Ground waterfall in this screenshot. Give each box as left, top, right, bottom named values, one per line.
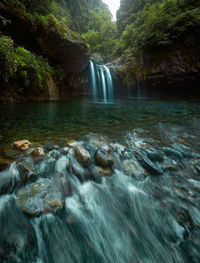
left=89, top=61, right=97, bottom=101
left=90, top=60, right=114, bottom=102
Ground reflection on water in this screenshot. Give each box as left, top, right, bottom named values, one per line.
left=0, top=98, right=200, bottom=148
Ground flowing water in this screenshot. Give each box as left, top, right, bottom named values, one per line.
left=89, top=61, right=114, bottom=102
left=1, top=99, right=200, bottom=262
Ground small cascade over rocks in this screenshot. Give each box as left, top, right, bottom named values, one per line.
left=90, top=60, right=114, bottom=103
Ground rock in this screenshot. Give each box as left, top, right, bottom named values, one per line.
left=122, top=159, right=145, bottom=178
left=16, top=160, right=37, bottom=183
left=75, top=145, right=91, bottom=167
left=172, top=143, right=194, bottom=158
left=94, top=148, right=114, bottom=168
left=67, top=140, right=79, bottom=147
left=43, top=141, right=59, bottom=152
left=162, top=147, right=183, bottom=160
left=145, top=148, right=164, bottom=162
left=91, top=166, right=112, bottom=177
left=163, top=164, right=178, bottom=172
left=13, top=140, right=31, bottom=151
left=16, top=178, right=65, bottom=216
left=110, top=143, right=125, bottom=155
left=135, top=152, right=163, bottom=175
left=29, top=147, right=45, bottom=160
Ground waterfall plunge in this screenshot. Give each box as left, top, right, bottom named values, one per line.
left=90, top=61, right=114, bottom=103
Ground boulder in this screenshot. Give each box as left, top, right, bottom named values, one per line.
left=75, top=145, right=91, bottom=167
left=13, top=140, right=31, bottom=151
left=95, top=147, right=114, bottom=168
left=16, top=178, right=65, bottom=216
left=29, top=147, right=45, bottom=160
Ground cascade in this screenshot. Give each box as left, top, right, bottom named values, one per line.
left=89, top=60, right=114, bottom=102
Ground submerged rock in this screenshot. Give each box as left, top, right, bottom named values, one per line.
left=95, top=147, right=114, bottom=168
left=16, top=178, right=65, bottom=216
left=75, top=145, right=91, bottom=167
left=13, top=140, right=31, bottom=151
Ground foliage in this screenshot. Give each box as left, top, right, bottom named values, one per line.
left=83, top=8, right=117, bottom=61
left=0, top=36, right=52, bottom=93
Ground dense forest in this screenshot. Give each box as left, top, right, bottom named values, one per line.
left=0, top=0, right=200, bottom=100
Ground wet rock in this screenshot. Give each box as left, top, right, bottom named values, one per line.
left=172, top=143, right=194, bottom=158
left=16, top=178, right=65, bottom=216
left=85, top=134, right=109, bottom=147
left=135, top=152, right=163, bottom=175
left=91, top=166, right=112, bottom=177
left=29, top=147, right=45, bottom=160
left=67, top=139, right=79, bottom=147
left=163, top=163, right=178, bottom=172
left=145, top=148, right=164, bottom=162
left=122, top=159, right=145, bottom=178
left=16, top=160, right=37, bottom=183
left=95, top=147, right=114, bottom=168
left=43, top=141, right=59, bottom=152
left=162, top=147, right=183, bottom=160
left=13, top=140, right=31, bottom=151
left=75, top=145, right=91, bottom=167
left=110, top=143, right=125, bottom=155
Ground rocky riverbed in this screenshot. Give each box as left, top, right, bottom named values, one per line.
left=1, top=129, right=200, bottom=262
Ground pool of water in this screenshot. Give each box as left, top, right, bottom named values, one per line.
left=0, top=98, right=200, bottom=149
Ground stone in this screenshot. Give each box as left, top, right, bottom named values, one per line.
left=75, top=145, right=91, bottom=167
left=135, top=151, right=163, bottom=176
left=13, top=140, right=31, bottom=151
left=94, top=148, right=114, bottom=168
left=92, top=166, right=112, bottom=177
left=16, top=178, right=65, bottom=216
left=163, top=164, right=178, bottom=172
left=145, top=148, right=164, bottom=162
left=122, top=159, right=145, bottom=178
left=16, top=160, right=37, bottom=183
left=162, top=147, right=183, bottom=160
left=29, top=147, right=45, bottom=160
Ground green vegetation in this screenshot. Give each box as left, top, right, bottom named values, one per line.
left=114, top=0, right=200, bottom=80
left=83, top=8, right=117, bottom=61
left=0, top=36, right=52, bottom=93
